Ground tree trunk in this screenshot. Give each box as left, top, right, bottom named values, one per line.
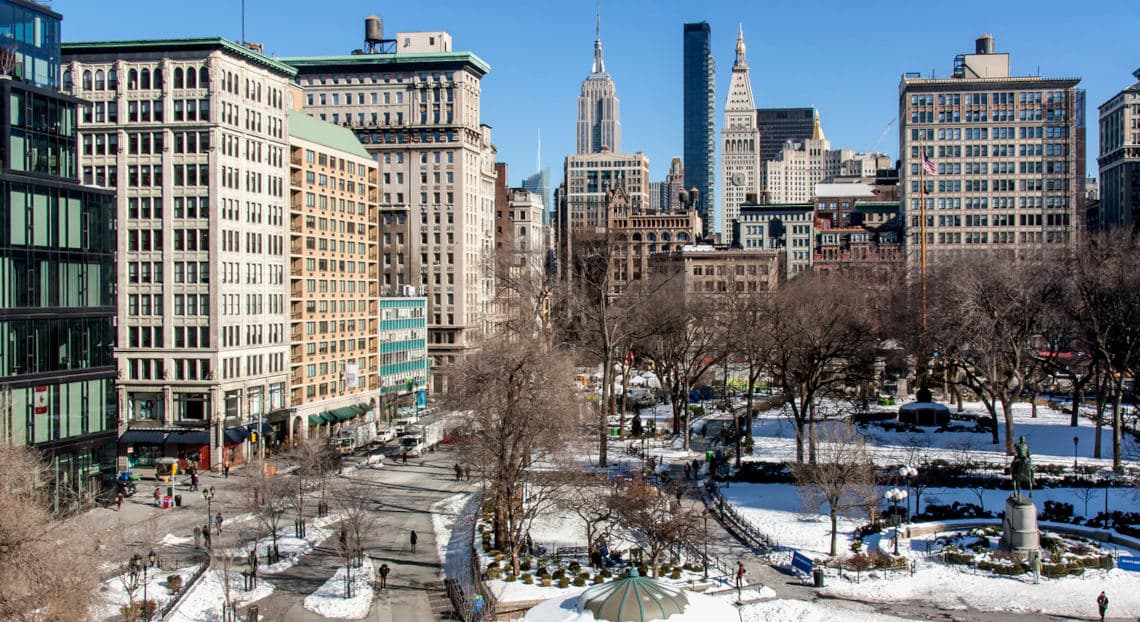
left=1111, top=375, right=1124, bottom=473
left=1030, top=390, right=1038, bottom=418
left=682, top=405, right=691, bottom=452
left=795, top=421, right=806, bottom=464
left=984, top=400, right=999, bottom=445
left=1094, top=377, right=1106, bottom=459
left=619, top=351, right=631, bottom=439
left=599, top=360, right=612, bottom=468
left=1000, top=396, right=1015, bottom=455
left=829, top=510, right=839, bottom=556
left=1071, top=379, right=1083, bottom=427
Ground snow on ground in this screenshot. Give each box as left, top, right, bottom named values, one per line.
left=739, top=599, right=917, bottom=622
left=160, top=533, right=194, bottom=546
left=92, top=565, right=200, bottom=622
left=256, top=510, right=345, bottom=574
left=747, top=400, right=1131, bottom=470
left=432, top=492, right=476, bottom=580
left=167, top=569, right=274, bottom=622
left=722, top=483, right=862, bottom=558
left=302, top=556, right=374, bottom=619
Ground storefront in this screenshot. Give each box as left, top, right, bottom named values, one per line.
left=118, top=427, right=170, bottom=469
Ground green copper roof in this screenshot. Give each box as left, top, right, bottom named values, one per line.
left=279, top=52, right=490, bottom=76
left=62, top=38, right=297, bottom=77
left=577, top=569, right=689, bottom=622
left=287, top=111, right=370, bottom=159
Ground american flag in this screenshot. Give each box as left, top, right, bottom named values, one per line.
left=922, top=156, right=937, bottom=176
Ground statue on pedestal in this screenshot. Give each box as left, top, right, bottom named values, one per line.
left=1010, top=435, right=1034, bottom=500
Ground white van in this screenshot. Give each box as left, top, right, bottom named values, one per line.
left=398, top=434, right=426, bottom=457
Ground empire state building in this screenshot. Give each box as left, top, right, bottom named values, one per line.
left=576, top=11, right=621, bottom=154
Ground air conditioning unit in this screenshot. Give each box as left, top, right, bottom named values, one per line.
left=401, top=285, right=417, bottom=297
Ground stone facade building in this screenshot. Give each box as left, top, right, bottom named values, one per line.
left=1096, top=68, right=1140, bottom=231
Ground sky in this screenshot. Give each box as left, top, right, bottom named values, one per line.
left=54, top=0, right=1139, bottom=191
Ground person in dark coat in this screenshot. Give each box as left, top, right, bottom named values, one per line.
left=409, top=530, right=418, bottom=553
left=378, top=563, right=390, bottom=589
left=1097, top=591, right=1109, bottom=622
left=215, top=512, right=224, bottom=533
left=453, top=463, right=462, bottom=481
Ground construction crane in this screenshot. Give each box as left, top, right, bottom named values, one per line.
left=869, top=117, right=897, bottom=153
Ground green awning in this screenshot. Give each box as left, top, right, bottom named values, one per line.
left=308, top=414, right=327, bottom=426
left=320, top=412, right=338, bottom=423
left=330, top=406, right=358, bottom=421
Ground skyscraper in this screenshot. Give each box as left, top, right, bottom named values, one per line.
left=899, top=34, right=1084, bottom=273
left=720, top=25, right=761, bottom=245
left=683, top=22, right=715, bottom=237
left=576, top=9, right=621, bottom=154
left=1, top=0, right=118, bottom=512
left=756, top=107, right=818, bottom=162
left=1096, top=68, right=1140, bottom=231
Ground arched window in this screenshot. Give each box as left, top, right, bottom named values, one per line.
left=631, top=233, right=642, bottom=242
left=81, top=70, right=92, bottom=90
left=62, top=70, right=72, bottom=92
left=199, top=67, right=209, bottom=87
left=153, top=68, right=163, bottom=89
left=186, top=67, right=196, bottom=89
left=94, top=69, right=104, bottom=90
left=646, top=232, right=657, bottom=242
left=173, top=67, right=183, bottom=89
left=677, top=232, right=690, bottom=242
left=127, top=68, right=138, bottom=89
left=108, top=69, right=117, bottom=89
left=140, top=68, right=150, bottom=90
left=662, top=232, right=672, bottom=241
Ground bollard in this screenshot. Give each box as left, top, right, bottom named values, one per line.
left=246, top=605, right=258, bottom=622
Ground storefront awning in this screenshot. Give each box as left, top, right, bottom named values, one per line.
left=307, top=414, right=325, bottom=426
left=330, top=406, right=358, bottom=421
left=119, top=429, right=169, bottom=445
left=247, top=422, right=273, bottom=435
left=166, top=430, right=210, bottom=445
left=223, top=427, right=249, bottom=444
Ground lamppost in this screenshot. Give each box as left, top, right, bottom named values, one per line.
left=1073, top=436, right=1079, bottom=474
left=884, top=488, right=908, bottom=555
left=203, top=486, right=215, bottom=532
left=898, top=466, right=918, bottom=520
left=131, top=550, right=157, bottom=618
left=703, top=509, right=709, bottom=581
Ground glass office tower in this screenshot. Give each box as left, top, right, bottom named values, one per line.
left=0, top=0, right=117, bottom=513
left=683, top=22, right=714, bottom=237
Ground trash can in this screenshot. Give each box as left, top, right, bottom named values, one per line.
left=175, top=494, right=183, bottom=507
left=813, top=568, right=825, bottom=588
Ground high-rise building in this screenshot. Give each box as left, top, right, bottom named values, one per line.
left=720, top=26, right=761, bottom=245
left=683, top=22, right=715, bottom=237
left=651, top=157, right=685, bottom=213
left=899, top=34, right=1085, bottom=273
left=1096, top=68, right=1140, bottom=231
left=763, top=132, right=891, bottom=204
left=0, top=0, right=118, bottom=512
left=576, top=9, right=621, bottom=154
left=521, top=167, right=551, bottom=223
left=287, top=111, right=381, bottom=440
left=280, top=23, right=497, bottom=393
left=756, top=107, right=817, bottom=162
left=64, top=38, right=297, bottom=471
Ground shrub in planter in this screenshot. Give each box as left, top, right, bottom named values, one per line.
left=520, top=556, right=532, bottom=571
left=540, top=577, right=552, bottom=587
left=557, top=577, right=570, bottom=588
left=166, top=574, right=183, bottom=592
left=483, top=566, right=502, bottom=580
left=669, top=568, right=682, bottom=580
left=537, top=566, right=550, bottom=578
left=120, top=600, right=157, bottom=621
left=658, top=564, right=671, bottom=577
left=688, top=565, right=702, bottom=575
left=521, top=573, right=533, bottom=584
left=600, top=569, right=613, bottom=578
left=568, top=561, right=581, bottom=573
left=572, top=576, right=587, bottom=587
left=552, top=568, right=565, bottom=580
left=593, top=573, right=605, bottom=584
left=504, top=573, right=517, bottom=582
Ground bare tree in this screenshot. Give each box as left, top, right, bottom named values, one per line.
left=446, top=334, right=580, bottom=575
left=0, top=446, right=100, bottom=621
left=764, top=275, right=877, bottom=463
left=791, top=421, right=877, bottom=557
left=288, top=439, right=337, bottom=535
left=246, top=465, right=291, bottom=563
left=559, top=472, right=617, bottom=558
left=610, top=478, right=702, bottom=577
left=334, top=480, right=376, bottom=572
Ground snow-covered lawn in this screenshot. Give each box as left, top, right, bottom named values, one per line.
left=739, top=598, right=916, bottom=622
left=302, top=556, right=374, bottom=619
left=92, top=565, right=200, bottom=622
left=251, top=510, right=346, bottom=574
left=167, top=569, right=274, bottom=622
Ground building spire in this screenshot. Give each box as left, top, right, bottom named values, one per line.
left=734, top=23, right=747, bottom=70
left=593, top=0, right=606, bottom=74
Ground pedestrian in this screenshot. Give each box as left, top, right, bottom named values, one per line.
left=454, top=463, right=462, bottom=481
left=216, top=511, right=224, bottom=533
left=675, top=487, right=683, bottom=504
left=223, top=461, right=230, bottom=478
left=735, top=562, right=746, bottom=589
left=114, top=494, right=123, bottom=511
left=684, top=463, right=691, bottom=480
left=203, top=525, right=212, bottom=550
left=464, top=465, right=471, bottom=481
left=190, top=472, right=199, bottom=491
left=1097, top=591, right=1108, bottom=622
left=193, top=525, right=202, bottom=548
left=153, top=486, right=161, bottom=507
left=409, top=530, right=418, bottom=554
left=401, top=450, right=408, bottom=464
left=378, top=563, right=390, bottom=589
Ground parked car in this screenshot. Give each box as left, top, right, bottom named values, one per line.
left=376, top=427, right=398, bottom=443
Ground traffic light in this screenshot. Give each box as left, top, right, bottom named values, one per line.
left=251, top=432, right=258, bottom=444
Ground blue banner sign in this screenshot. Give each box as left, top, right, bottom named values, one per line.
left=791, top=551, right=813, bottom=575
left=1119, top=556, right=1140, bottom=572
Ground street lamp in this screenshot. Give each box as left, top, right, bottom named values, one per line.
left=203, top=486, right=215, bottom=532
left=702, top=509, right=709, bottom=581
left=884, top=488, right=908, bottom=555
left=131, top=550, right=157, bottom=618
left=898, top=466, right=918, bottom=520
left=1073, top=436, right=1079, bottom=474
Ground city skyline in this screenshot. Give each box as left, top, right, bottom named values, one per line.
left=53, top=1, right=1136, bottom=190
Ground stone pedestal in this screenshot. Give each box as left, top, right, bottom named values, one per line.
left=1002, top=495, right=1040, bottom=554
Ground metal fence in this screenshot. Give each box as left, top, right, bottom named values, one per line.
left=703, top=481, right=779, bottom=559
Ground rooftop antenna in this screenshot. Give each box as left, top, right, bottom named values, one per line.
left=241, top=0, right=246, bottom=45
left=536, top=129, right=542, bottom=172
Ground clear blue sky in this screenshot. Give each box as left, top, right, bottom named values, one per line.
left=55, top=0, right=1137, bottom=188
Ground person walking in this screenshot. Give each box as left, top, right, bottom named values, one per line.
left=114, top=494, right=123, bottom=511
left=684, top=463, right=691, bottom=480
left=203, top=525, right=212, bottom=551
left=1097, top=591, right=1108, bottom=622
left=190, top=472, right=199, bottom=491
left=401, top=450, right=408, bottom=464
left=193, top=525, right=202, bottom=548
left=409, top=530, right=418, bottom=554
left=215, top=511, right=224, bottom=533
left=735, top=562, right=746, bottom=589
left=378, top=563, right=390, bottom=589
left=464, top=465, right=472, bottom=481
left=454, top=463, right=462, bottom=481
left=223, top=460, right=230, bottom=478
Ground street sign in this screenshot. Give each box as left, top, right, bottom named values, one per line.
left=791, top=551, right=813, bottom=575
left=1119, top=556, right=1140, bottom=572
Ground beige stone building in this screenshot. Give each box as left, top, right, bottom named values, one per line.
left=721, top=26, right=761, bottom=245
left=1096, top=68, right=1140, bottom=230
left=280, top=31, right=496, bottom=393
left=287, top=111, right=379, bottom=440
left=648, top=246, right=781, bottom=299
left=607, top=186, right=701, bottom=295
left=898, top=34, right=1085, bottom=273
left=63, top=39, right=295, bottom=469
